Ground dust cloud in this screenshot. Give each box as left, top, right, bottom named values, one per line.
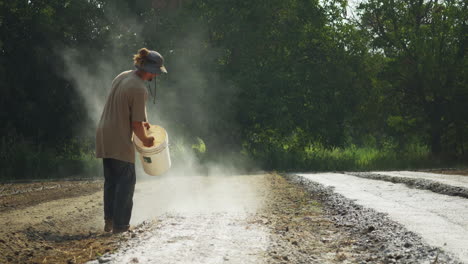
left=61, top=7, right=258, bottom=225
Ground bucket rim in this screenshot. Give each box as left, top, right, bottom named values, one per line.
left=135, top=141, right=168, bottom=155
left=133, top=125, right=168, bottom=154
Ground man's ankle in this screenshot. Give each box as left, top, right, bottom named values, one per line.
left=104, top=219, right=113, bottom=232
left=112, top=225, right=130, bottom=234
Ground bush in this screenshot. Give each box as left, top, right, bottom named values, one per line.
left=0, top=136, right=101, bottom=181
left=253, top=141, right=465, bottom=172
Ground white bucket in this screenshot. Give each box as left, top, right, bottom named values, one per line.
left=134, top=125, right=171, bottom=176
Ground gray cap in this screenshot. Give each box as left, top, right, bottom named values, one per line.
left=135, top=50, right=168, bottom=74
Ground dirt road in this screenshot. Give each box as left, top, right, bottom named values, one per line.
left=1, top=171, right=466, bottom=263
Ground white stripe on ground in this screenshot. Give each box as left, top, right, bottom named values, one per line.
left=298, top=173, right=468, bottom=263
left=94, top=175, right=270, bottom=264
left=370, top=171, right=468, bottom=189
left=109, top=212, right=268, bottom=264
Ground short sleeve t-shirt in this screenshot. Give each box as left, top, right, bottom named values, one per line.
left=96, top=70, right=148, bottom=163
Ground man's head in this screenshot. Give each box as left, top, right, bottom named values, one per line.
left=133, top=48, right=167, bottom=80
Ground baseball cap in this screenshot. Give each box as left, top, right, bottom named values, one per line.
left=135, top=50, right=168, bottom=74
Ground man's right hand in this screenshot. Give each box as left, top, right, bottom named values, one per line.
left=132, top=121, right=155, bottom=147
left=143, top=136, right=154, bottom=147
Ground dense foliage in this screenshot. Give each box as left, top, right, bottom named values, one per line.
left=0, top=0, right=466, bottom=179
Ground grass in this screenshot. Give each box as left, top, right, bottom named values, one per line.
left=0, top=137, right=101, bottom=182
left=259, top=143, right=467, bottom=172
left=1, top=136, right=466, bottom=181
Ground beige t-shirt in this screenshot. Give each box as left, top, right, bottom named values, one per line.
left=96, top=70, right=148, bottom=163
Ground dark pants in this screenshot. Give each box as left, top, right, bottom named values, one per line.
left=103, top=158, right=136, bottom=230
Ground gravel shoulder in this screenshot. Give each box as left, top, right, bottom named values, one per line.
left=258, top=173, right=362, bottom=263
left=423, top=169, right=468, bottom=176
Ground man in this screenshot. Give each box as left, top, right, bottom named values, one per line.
left=96, top=48, right=167, bottom=233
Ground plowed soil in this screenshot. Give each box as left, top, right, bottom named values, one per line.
left=1, top=170, right=466, bottom=264
left=0, top=181, right=123, bottom=264
left=0, top=175, right=359, bottom=264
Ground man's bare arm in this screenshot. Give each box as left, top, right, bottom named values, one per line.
left=132, top=121, right=154, bottom=147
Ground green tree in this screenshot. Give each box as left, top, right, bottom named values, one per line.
left=0, top=0, right=109, bottom=178
left=358, top=0, right=468, bottom=155
left=190, top=0, right=378, bottom=166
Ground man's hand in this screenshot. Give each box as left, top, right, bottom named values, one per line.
left=132, top=121, right=154, bottom=147
left=143, top=136, right=154, bottom=147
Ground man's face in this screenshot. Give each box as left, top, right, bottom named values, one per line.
left=148, top=72, right=159, bottom=81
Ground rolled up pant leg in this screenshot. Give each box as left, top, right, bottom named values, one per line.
left=103, top=158, right=136, bottom=230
